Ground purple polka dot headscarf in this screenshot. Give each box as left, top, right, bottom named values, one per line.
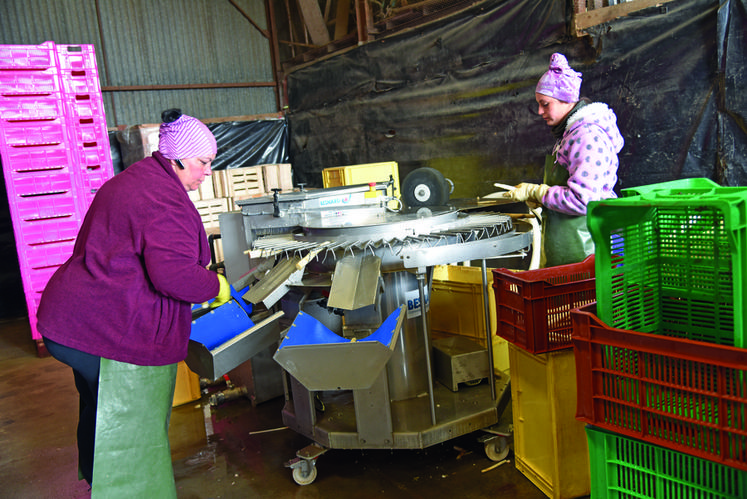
left=158, top=112, right=217, bottom=160
left=536, top=53, right=582, bottom=103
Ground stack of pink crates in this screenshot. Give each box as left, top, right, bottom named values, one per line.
left=0, top=41, right=114, bottom=343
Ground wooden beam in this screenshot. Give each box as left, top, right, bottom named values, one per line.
left=228, top=0, right=269, bottom=38
left=335, top=0, right=351, bottom=40
left=575, top=0, right=677, bottom=33
left=296, top=0, right=331, bottom=46
left=355, top=0, right=373, bottom=44
left=101, top=82, right=275, bottom=92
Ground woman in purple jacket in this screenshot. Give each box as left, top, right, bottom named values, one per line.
left=505, top=53, right=624, bottom=267
left=37, top=109, right=230, bottom=496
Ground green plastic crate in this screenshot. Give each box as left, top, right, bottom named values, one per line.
left=586, top=425, right=747, bottom=499
left=621, top=177, right=720, bottom=197
left=587, top=181, right=747, bottom=347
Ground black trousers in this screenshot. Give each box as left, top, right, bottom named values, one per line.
left=43, top=337, right=100, bottom=485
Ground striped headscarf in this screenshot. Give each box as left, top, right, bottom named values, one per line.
left=158, top=110, right=217, bottom=160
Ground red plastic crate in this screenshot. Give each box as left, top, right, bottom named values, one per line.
left=492, top=255, right=596, bottom=353
left=572, top=303, right=747, bottom=471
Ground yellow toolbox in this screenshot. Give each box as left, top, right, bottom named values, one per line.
left=322, top=161, right=400, bottom=199
left=508, top=343, right=590, bottom=499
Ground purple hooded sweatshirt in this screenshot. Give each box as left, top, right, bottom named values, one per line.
left=37, top=151, right=219, bottom=366
left=543, top=102, right=625, bottom=216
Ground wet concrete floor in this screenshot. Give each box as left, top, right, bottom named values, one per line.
left=1, top=316, right=553, bottom=499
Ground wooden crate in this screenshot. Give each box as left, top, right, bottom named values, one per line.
left=262, top=163, right=293, bottom=192
left=193, top=198, right=230, bottom=229
left=214, top=166, right=265, bottom=199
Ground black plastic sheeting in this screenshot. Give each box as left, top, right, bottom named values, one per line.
left=286, top=0, right=746, bottom=197
left=108, top=118, right=290, bottom=173
left=208, top=119, right=289, bottom=170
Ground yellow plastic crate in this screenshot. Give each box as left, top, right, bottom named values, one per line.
left=322, top=161, right=400, bottom=199
left=173, top=361, right=201, bottom=407
left=508, top=344, right=590, bottom=499
left=430, top=265, right=508, bottom=373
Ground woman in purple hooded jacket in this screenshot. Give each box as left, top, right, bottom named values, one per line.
left=37, top=109, right=230, bottom=497
left=505, top=53, right=624, bottom=267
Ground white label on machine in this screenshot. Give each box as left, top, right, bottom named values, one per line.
left=405, top=289, right=429, bottom=319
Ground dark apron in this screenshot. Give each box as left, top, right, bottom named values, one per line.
left=540, top=153, right=594, bottom=268
left=91, top=359, right=178, bottom=498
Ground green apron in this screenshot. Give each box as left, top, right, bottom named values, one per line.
left=540, top=153, right=594, bottom=268
left=91, top=359, right=178, bottom=499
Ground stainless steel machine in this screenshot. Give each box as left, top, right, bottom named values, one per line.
left=186, top=174, right=533, bottom=485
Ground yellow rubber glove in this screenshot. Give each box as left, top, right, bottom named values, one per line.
left=210, top=274, right=231, bottom=309
left=503, top=183, right=550, bottom=205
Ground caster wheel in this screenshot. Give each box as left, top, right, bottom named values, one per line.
left=402, top=167, right=450, bottom=207
left=465, top=378, right=483, bottom=387
left=485, top=436, right=510, bottom=462
left=292, top=464, right=318, bottom=485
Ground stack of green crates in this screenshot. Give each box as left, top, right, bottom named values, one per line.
left=587, top=178, right=747, bottom=347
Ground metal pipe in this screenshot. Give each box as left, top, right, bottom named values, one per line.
left=481, top=260, right=496, bottom=400
left=417, top=270, right=437, bottom=425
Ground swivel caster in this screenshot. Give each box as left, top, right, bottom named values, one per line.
left=483, top=435, right=510, bottom=462
left=285, top=443, right=326, bottom=486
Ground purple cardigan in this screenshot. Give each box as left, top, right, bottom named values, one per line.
left=37, top=151, right=219, bottom=366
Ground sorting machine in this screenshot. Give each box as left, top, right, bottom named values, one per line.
left=186, top=172, right=533, bottom=484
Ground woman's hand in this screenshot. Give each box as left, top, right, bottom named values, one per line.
left=503, top=183, right=549, bottom=205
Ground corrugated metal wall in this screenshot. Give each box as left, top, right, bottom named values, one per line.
left=0, top=0, right=277, bottom=127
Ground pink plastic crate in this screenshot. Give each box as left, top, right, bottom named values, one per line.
left=0, top=95, right=65, bottom=120
left=69, top=119, right=107, bottom=144
left=10, top=169, right=74, bottom=197
left=64, top=93, right=105, bottom=122
left=59, top=68, right=101, bottom=95
left=22, top=238, right=76, bottom=270
left=0, top=141, right=70, bottom=169
left=0, top=41, right=56, bottom=69
left=23, top=265, right=62, bottom=295
left=75, top=138, right=112, bottom=170
left=0, top=67, right=60, bottom=95
left=23, top=292, right=43, bottom=340
left=55, top=45, right=98, bottom=71
left=11, top=192, right=78, bottom=222
left=13, top=217, right=81, bottom=246
left=0, top=117, right=68, bottom=147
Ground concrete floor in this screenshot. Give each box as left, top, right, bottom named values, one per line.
left=0, top=315, right=554, bottom=499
